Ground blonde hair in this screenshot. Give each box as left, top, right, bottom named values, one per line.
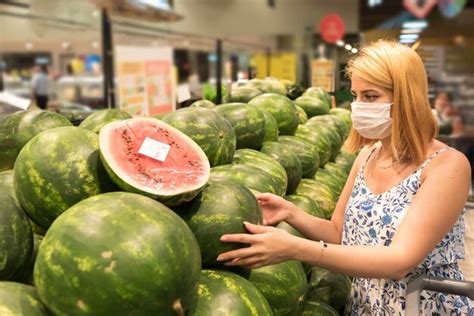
left=345, top=40, right=437, bottom=164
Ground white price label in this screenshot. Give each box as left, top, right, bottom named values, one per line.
left=138, top=137, right=171, bottom=162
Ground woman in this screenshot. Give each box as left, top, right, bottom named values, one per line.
left=433, top=91, right=465, bottom=136
left=217, top=40, right=472, bottom=315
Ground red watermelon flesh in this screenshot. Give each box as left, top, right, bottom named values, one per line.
left=99, top=117, right=210, bottom=204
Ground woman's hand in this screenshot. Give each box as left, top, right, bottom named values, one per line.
left=256, top=193, right=296, bottom=226
left=217, top=222, right=297, bottom=269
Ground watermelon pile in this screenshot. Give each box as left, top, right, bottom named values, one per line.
left=0, top=81, right=355, bottom=315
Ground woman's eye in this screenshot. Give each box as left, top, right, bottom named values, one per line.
left=366, top=95, right=378, bottom=101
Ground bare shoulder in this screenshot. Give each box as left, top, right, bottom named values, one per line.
left=424, top=141, right=471, bottom=178
left=351, top=144, right=378, bottom=171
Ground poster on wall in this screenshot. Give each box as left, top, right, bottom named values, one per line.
left=115, top=46, right=175, bottom=116
left=251, top=53, right=296, bottom=82
left=311, top=58, right=334, bottom=92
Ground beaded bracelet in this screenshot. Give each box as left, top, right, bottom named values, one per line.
left=317, top=240, right=328, bottom=267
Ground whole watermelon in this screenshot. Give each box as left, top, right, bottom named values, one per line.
left=306, top=267, right=352, bottom=314
left=302, top=301, right=338, bottom=316
left=180, top=180, right=262, bottom=267
left=188, top=270, right=273, bottom=316
left=229, top=87, right=261, bottom=103
left=278, top=136, right=320, bottom=178
left=295, top=125, right=331, bottom=167
left=249, top=93, right=299, bottom=135
left=14, top=126, right=114, bottom=229
left=79, top=109, right=132, bottom=133
left=215, top=103, right=266, bottom=149
left=294, top=96, right=330, bottom=118
left=261, top=109, right=279, bottom=142
left=11, top=233, right=42, bottom=285
left=330, top=107, right=352, bottom=130
left=295, top=104, right=308, bottom=124
left=190, top=99, right=216, bottom=108
left=303, top=87, right=331, bottom=105
left=305, top=122, right=342, bottom=162
left=34, top=192, right=201, bottom=315
left=246, top=78, right=286, bottom=95
left=0, top=171, right=33, bottom=280
left=261, top=142, right=302, bottom=194
left=321, top=162, right=348, bottom=185
left=163, top=107, right=236, bottom=167
left=233, top=149, right=288, bottom=196
left=308, top=114, right=348, bottom=140
left=249, top=261, right=307, bottom=316
left=0, top=282, right=49, bottom=315
left=210, top=164, right=282, bottom=196
left=314, top=169, right=344, bottom=198
left=285, top=194, right=325, bottom=218
left=295, top=179, right=337, bottom=219
left=335, top=151, right=357, bottom=174
left=0, top=110, right=72, bottom=171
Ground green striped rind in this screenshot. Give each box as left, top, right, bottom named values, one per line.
left=329, top=107, right=352, bottom=130
left=305, top=122, right=342, bottom=162
left=335, top=151, right=357, bottom=174
left=294, top=96, right=330, bottom=118
left=308, top=114, right=348, bottom=140
left=276, top=221, right=302, bottom=237
left=0, top=282, right=49, bottom=315
left=295, top=179, right=336, bottom=219
left=322, top=162, right=348, bottom=186
left=302, top=301, right=338, bottom=316
left=188, top=270, right=273, bottom=316
left=0, top=110, right=72, bottom=171
left=295, top=125, right=331, bottom=167
left=313, top=169, right=344, bottom=198
left=14, top=126, right=114, bottom=229
left=232, top=149, right=288, bottom=196
left=79, top=109, right=132, bottom=133
left=11, top=233, right=42, bottom=285
left=295, top=105, right=308, bottom=124
left=34, top=192, right=201, bottom=315
left=306, top=267, right=352, bottom=314
left=249, top=261, right=307, bottom=316
left=261, top=110, right=279, bottom=143
left=277, top=136, right=319, bottom=178
left=260, top=142, right=302, bottom=194
left=0, top=171, right=33, bottom=279
left=246, top=78, right=286, bottom=95
left=229, top=87, right=262, bottom=103
left=163, top=107, right=236, bottom=167
left=180, top=180, right=262, bottom=267
left=284, top=194, right=325, bottom=218
left=190, top=100, right=216, bottom=108
left=249, top=93, right=298, bottom=135
left=210, top=164, right=282, bottom=196
left=303, top=87, right=331, bottom=105
left=215, top=103, right=266, bottom=150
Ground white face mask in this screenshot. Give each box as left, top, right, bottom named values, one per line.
left=350, top=102, right=393, bottom=140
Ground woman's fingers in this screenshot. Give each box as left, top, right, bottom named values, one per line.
left=220, top=233, right=255, bottom=244
left=216, top=246, right=256, bottom=262
left=225, top=256, right=264, bottom=268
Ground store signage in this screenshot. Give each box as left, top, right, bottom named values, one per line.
left=115, top=46, right=175, bottom=116
left=319, top=14, right=345, bottom=44
left=311, top=59, right=334, bottom=93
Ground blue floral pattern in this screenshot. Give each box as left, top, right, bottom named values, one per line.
left=342, top=147, right=473, bottom=315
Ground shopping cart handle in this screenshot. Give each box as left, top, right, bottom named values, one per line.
left=406, top=275, right=474, bottom=315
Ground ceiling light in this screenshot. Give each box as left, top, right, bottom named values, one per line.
left=344, top=44, right=352, bottom=50
left=399, top=34, right=419, bottom=40
left=61, top=42, right=70, bottom=49
left=401, top=28, right=422, bottom=34
left=25, top=42, right=33, bottom=50
left=351, top=48, right=358, bottom=54
left=402, top=20, right=428, bottom=29
left=92, top=41, right=99, bottom=49
left=336, top=40, right=344, bottom=47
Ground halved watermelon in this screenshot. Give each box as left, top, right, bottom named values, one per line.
left=99, top=117, right=210, bottom=206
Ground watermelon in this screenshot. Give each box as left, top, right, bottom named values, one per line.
left=278, top=136, right=319, bottom=178
left=0, top=171, right=33, bottom=280
left=0, top=110, right=72, bottom=171
left=249, top=261, right=307, bottom=316
left=14, top=126, right=114, bottom=229
left=260, top=142, right=302, bottom=194
left=284, top=194, right=325, bottom=218
left=0, top=282, right=49, bottom=315
left=190, top=99, right=216, bottom=108
left=99, top=117, right=210, bottom=206
left=314, top=169, right=344, bottom=198
left=28, top=218, right=46, bottom=236
left=261, top=109, right=279, bottom=143
left=295, top=104, right=308, bottom=124
left=281, top=80, right=305, bottom=100
left=188, top=270, right=273, bottom=316
left=303, top=87, right=331, bottom=105
left=294, top=96, right=330, bottom=118
left=330, top=107, right=352, bottom=129
left=295, top=125, right=331, bottom=167
left=79, top=109, right=132, bottom=133
left=232, top=149, right=288, bottom=196
left=249, top=93, right=299, bottom=135
left=306, top=267, right=352, bottom=314
left=276, top=221, right=302, bottom=237
left=210, top=164, right=282, bottom=196
left=302, top=301, right=338, bottom=316
left=295, top=179, right=337, bottom=219
left=323, top=162, right=349, bottom=182
left=163, top=107, right=236, bottom=167
left=179, top=180, right=262, bottom=267
left=11, top=233, right=42, bottom=285
left=34, top=192, right=201, bottom=315
left=308, top=114, right=348, bottom=140
left=305, top=122, right=342, bottom=162
left=215, top=103, right=266, bottom=149
left=246, top=78, right=286, bottom=95
left=229, top=87, right=262, bottom=103
left=335, top=151, right=357, bottom=174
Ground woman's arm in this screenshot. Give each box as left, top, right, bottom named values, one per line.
left=219, top=149, right=471, bottom=280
